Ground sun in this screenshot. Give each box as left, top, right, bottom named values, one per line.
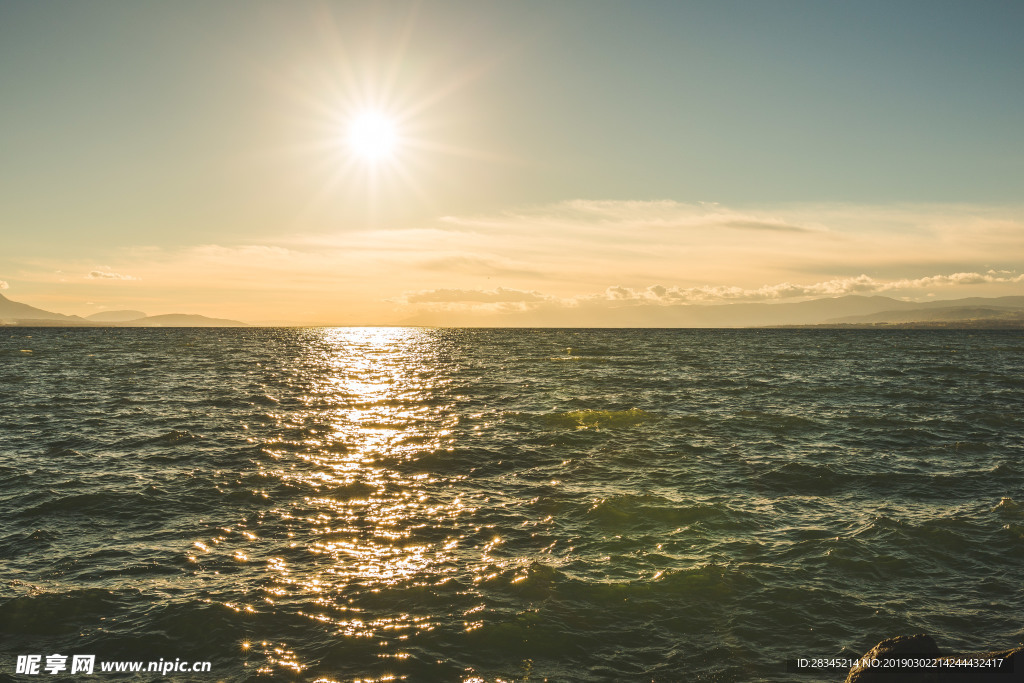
left=346, top=111, right=398, bottom=162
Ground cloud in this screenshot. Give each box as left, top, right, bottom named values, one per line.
left=586, top=270, right=1024, bottom=305
left=418, top=255, right=543, bottom=278
left=0, top=280, right=8, bottom=290
left=404, top=287, right=549, bottom=304
left=888, top=271, right=1024, bottom=289
left=438, top=199, right=819, bottom=234
left=11, top=198, right=1024, bottom=325
left=722, top=219, right=809, bottom=232
left=403, top=270, right=1024, bottom=315
left=86, top=269, right=138, bottom=281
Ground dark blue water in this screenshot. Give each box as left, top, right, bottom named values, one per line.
left=2, top=328, right=1023, bottom=681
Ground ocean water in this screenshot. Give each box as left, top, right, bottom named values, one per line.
left=2, top=327, right=1023, bottom=682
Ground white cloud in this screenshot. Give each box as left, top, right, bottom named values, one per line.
left=584, top=271, right=1024, bottom=305
left=887, top=271, right=1024, bottom=289
left=0, top=280, right=8, bottom=290
left=402, top=270, right=1024, bottom=313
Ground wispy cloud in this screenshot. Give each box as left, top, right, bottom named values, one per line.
left=404, top=287, right=548, bottom=304
left=417, top=255, right=542, bottom=278
left=427, top=202, right=1024, bottom=303
left=437, top=199, right=821, bottom=234
left=86, top=268, right=138, bottom=281
left=722, top=219, right=809, bottom=232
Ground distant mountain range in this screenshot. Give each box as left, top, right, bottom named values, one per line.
left=4, top=291, right=1024, bottom=328
left=0, top=293, right=247, bottom=327
left=398, top=294, right=1024, bottom=328
left=820, top=300, right=1024, bottom=326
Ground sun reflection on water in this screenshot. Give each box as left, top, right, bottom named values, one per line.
left=214, top=328, right=480, bottom=674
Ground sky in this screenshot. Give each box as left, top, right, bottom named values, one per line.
left=1, top=0, right=1022, bottom=324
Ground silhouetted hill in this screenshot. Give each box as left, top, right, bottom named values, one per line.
left=827, top=306, right=1024, bottom=325
left=667, top=295, right=919, bottom=327
left=0, top=293, right=245, bottom=327
left=400, top=295, right=928, bottom=327
left=5, top=291, right=1024, bottom=328
left=824, top=297, right=1024, bottom=325
left=86, top=309, right=147, bottom=322
left=120, top=313, right=247, bottom=327
left=0, top=293, right=88, bottom=324
left=401, top=294, right=1024, bottom=328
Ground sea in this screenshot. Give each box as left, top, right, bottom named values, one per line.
left=2, top=327, right=1023, bottom=682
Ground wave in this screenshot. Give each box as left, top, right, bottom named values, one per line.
left=757, top=461, right=842, bottom=493
left=585, top=494, right=731, bottom=529
left=543, top=408, right=658, bottom=430
left=993, top=496, right=1024, bottom=518
left=0, top=589, right=121, bottom=635
left=141, top=429, right=203, bottom=445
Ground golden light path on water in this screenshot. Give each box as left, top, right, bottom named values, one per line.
left=200, top=328, right=521, bottom=680
left=271, top=329, right=453, bottom=674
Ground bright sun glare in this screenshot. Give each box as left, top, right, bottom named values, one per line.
left=347, top=111, right=398, bottom=161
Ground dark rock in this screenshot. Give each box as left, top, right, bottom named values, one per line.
left=845, top=634, right=1024, bottom=682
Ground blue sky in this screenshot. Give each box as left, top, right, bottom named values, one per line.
left=1, top=1, right=1022, bottom=323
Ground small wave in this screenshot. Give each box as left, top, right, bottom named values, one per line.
left=993, top=497, right=1024, bottom=518
left=18, top=490, right=166, bottom=520
left=734, top=410, right=823, bottom=433
left=1003, top=522, right=1024, bottom=540
left=0, top=589, right=120, bottom=635
left=991, top=462, right=1019, bottom=477
left=848, top=515, right=907, bottom=538
left=586, top=494, right=727, bottom=528
left=504, top=561, right=564, bottom=601
left=544, top=408, right=658, bottom=430
left=145, top=429, right=202, bottom=445
left=650, top=563, right=754, bottom=598
left=28, top=528, right=58, bottom=542
left=563, top=346, right=614, bottom=357
left=0, top=528, right=58, bottom=555
left=45, top=446, right=86, bottom=458
left=758, top=461, right=842, bottom=493
left=563, top=563, right=755, bottom=606
left=466, top=603, right=571, bottom=657
left=324, top=481, right=378, bottom=499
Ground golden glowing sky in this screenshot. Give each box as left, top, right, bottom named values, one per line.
left=1, top=1, right=1022, bottom=324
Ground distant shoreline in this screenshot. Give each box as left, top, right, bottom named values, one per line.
left=4, top=321, right=1024, bottom=330
left=771, top=320, right=1024, bottom=330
